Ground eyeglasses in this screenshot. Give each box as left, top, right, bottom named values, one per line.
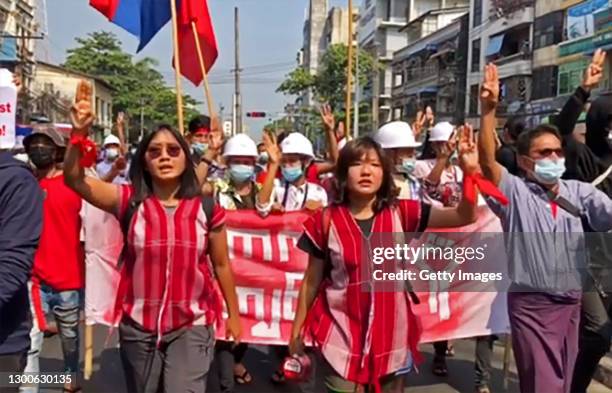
left=533, top=148, right=564, bottom=158
left=146, top=145, right=182, bottom=159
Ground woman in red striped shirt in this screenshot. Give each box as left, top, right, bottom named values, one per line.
left=289, top=133, right=480, bottom=392
left=64, top=81, right=241, bottom=393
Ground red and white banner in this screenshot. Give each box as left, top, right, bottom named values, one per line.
left=85, top=208, right=509, bottom=344
left=415, top=207, right=510, bottom=343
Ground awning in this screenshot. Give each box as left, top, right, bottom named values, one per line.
left=418, top=86, right=438, bottom=94
left=430, top=47, right=454, bottom=60
left=486, top=34, right=505, bottom=57
left=584, top=43, right=612, bottom=55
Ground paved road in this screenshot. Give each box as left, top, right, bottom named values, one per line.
left=36, top=325, right=609, bottom=393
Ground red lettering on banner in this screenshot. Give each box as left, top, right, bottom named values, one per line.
left=0, top=124, right=5, bottom=136
left=0, top=103, right=12, bottom=113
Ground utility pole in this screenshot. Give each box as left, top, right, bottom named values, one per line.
left=139, top=98, right=145, bottom=141
left=354, top=38, right=360, bottom=138
left=233, top=7, right=243, bottom=134
left=345, top=0, right=353, bottom=137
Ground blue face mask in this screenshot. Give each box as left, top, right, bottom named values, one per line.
left=532, top=158, right=566, bottom=185
left=191, top=142, right=208, bottom=157
left=397, top=158, right=416, bottom=175
left=229, top=164, right=254, bottom=183
left=282, top=166, right=303, bottom=183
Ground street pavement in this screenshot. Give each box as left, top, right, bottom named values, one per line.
left=36, top=325, right=610, bottom=393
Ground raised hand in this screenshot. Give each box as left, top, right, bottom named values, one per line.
left=12, top=73, right=22, bottom=94
left=412, top=110, right=427, bottom=138
left=320, top=103, right=335, bottom=132
left=480, top=64, right=500, bottom=112
left=116, top=111, right=125, bottom=127
left=457, top=124, right=479, bottom=175
left=70, top=80, right=96, bottom=135
left=263, top=131, right=281, bottom=165
left=582, top=48, right=607, bottom=91
left=113, top=155, right=127, bottom=171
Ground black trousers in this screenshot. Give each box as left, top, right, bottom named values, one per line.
left=571, top=291, right=612, bottom=393
left=0, top=351, right=27, bottom=393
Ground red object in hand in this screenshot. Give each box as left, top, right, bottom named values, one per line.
left=464, top=173, right=509, bottom=206
left=70, top=134, right=97, bottom=168
left=282, top=354, right=312, bottom=382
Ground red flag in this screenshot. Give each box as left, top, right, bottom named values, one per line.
left=175, top=0, right=218, bottom=86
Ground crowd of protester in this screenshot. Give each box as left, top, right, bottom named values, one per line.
left=0, top=50, right=611, bottom=393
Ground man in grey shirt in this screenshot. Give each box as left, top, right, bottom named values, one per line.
left=478, top=64, right=612, bottom=393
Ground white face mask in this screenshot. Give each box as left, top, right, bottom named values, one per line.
left=106, top=148, right=119, bottom=161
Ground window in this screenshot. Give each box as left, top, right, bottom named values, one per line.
left=533, top=11, right=564, bottom=50
left=531, top=66, right=558, bottom=100
left=394, top=72, right=404, bottom=87
left=558, top=59, right=589, bottom=96
left=469, top=84, right=479, bottom=115
left=393, top=107, right=402, bottom=120
left=471, top=39, right=481, bottom=73
left=473, top=0, right=482, bottom=28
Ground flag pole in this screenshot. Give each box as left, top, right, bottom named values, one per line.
left=191, top=21, right=215, bottom=117
left=345, top=0, right=353, bottom=139
left=170, top=0, right=185, bottom=134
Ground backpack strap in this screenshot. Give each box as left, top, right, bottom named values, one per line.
left=117, top=197, right=140, bottom=269
left=201, top=195, right=215, bottom=225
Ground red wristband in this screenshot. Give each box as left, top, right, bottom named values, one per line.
left=463, top=173, right=509, bottom=206
left=70, top=134, right=97, bottom=168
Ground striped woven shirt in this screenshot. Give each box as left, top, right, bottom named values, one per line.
left=114, top=185, right=225, bottom=335
left=301, top=200, right=427, bottom=389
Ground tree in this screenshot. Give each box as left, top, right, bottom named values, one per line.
left=63, top=31, right=200, bottom=136
left=277, top=44, right=379, bottom=112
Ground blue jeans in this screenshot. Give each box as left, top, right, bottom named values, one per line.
left=20, top=283, right=80, bottom=393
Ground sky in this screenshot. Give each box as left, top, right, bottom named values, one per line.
left=41, top=0, right=348, bottom=139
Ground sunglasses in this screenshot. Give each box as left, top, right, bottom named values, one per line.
left=146, top=145, right=182, bottom=159
left=533, top=148, right=564, bottom=158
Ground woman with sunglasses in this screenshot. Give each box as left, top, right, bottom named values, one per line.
left=289, top=131, right=481, bottom=392
left=64, top=81, right=241, bottom=393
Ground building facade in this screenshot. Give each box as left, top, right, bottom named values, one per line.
left=530, top=0, right=611, bottom=125
left=299, top=0, right=328, bottom=108
left=0, top=0, right=41, bottom=121
left=31, top=62, right=114, bottom=143
left=391, top=7, right=469, bottom=124
left=465, top=0, right=535, bottom=128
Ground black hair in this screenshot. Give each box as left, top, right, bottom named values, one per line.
left=333, top=136, right=398, bottom=213
left=419, top=131, right=436, bottom=160
left=516, top=124, right=562, bottom=156
left=128, top=124, right=201, bottom=203
left=504, top=116, right=526, bottom=142
left=188, top=115, right=211, bottom=134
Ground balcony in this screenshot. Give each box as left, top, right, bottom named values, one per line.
left=489, top=0, right=534, bottom=21
left=486, top=23, right=531, bottom=65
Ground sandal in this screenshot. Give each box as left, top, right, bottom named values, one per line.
left=63, top=386, right=82, bottom=393
left=432, top=356, right=448, bottom=377
left=271, top=369, right=285, bottom=385
left=235, top=369, right=252, bottom=385
left=446, top=344, right=455, bottom=357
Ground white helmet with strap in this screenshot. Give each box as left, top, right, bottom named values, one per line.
left=373, top=121, right=421, bottom=149
left=222, top=133, right=258, bottom=157
left=280, top=132, right=315, bottom=158
left=429, top=122, right=455, bottom=142
left=103, top=134, right=121, bottom=147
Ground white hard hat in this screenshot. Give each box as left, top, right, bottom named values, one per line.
left=373, top=121, right=421, bottom=149
left=222, top=133, right=258, bottom=157
left=103, top=134, right=121, bottom=147
left=429, top=122, right=455, bottom=142
left=280, top=132, right=314, bottom=158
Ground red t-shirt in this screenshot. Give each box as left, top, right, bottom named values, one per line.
left=33, top=175, right=84, bottom=291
